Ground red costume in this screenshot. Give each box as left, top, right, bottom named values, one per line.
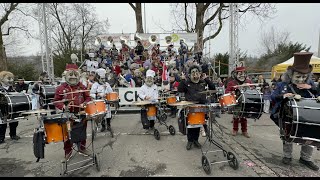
left=225, top=66, right=252, bottom=137
left=54, top=64, right=91, bottom=156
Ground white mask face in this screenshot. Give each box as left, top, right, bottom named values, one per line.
left=2, top=74, right=14, bottom=86
left=236, top=71, right=246, bottom=82
left=65, top=70, right=80, bottom=86
left=190, top=68, right=200, bottom=83
left=292, top=71, right=308, bottom=84
left=145, top=76, right=154, bottom=87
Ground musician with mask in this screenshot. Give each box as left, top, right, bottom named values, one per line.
left=54, top=64, right=91, bottom=161
left=90, top=68, right=113, bottom=132
left=225, top=66, right=252, bottom=138
left=270, top=52, right=319, bottom=171
left=0, top=71, right=20, bottom=144
left=138, top=70, right=159, bottom=132
left=178, top=65, right=216, bottom=150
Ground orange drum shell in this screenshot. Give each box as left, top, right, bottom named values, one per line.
left=219, top=94, right=236, bottom=107
left=85, top=100, right=106, bottom=116
left=187, top=106, right=206, bottom=125
left=44, top=123, right=68, bottom=144
left=106, top=92, right=119, bottom=101
left=167, top=96, right=177, bottom=104
left=147, top=105, right=157, bottom=117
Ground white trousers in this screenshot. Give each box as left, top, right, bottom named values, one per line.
left=263, top=99, right=270, bottom=113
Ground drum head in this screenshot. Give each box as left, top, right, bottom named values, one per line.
left=43, top=114, right=68, bottom=124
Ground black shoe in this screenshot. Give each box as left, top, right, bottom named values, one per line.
left=10, top=135, right=20, bottom=140
left=282, top=157, right=292, bottom=165
left=0, top=139, right=5, bottom=144
left=107, top=125, right=111, bottom=131
left=193, top=141, right=202, bottom=148
left=186, top=142, right=193, bottom=150
left=101, top=126, right=106, bottom=132
left=299, top=158, right=319, bottom=171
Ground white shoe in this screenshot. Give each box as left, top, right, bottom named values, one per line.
left=201, top=130, right=206, bottom=137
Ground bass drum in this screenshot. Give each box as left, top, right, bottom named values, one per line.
left=234, top=89, right=264, bottom=119
left=0, top=92, right=32, bottom=121
left=279, top=98, right=320, bottom=148
left=39, top=85, right=56, bottom=107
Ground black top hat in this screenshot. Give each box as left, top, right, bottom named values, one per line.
left=287, top=52, right=313, bottom=74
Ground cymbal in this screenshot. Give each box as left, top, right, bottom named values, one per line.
left=50, top=99, right=74, bottom=104
left=198, top=90, right=217, bottom=94
left=232, top=83, right=261, bottom=88
left=132, top=101, right=157, bottom=106
left=68, top=105, right=85, bottom=108
left=21, top=109, right=55, bottom=115
left=59, top=90, right=90, bottom=96
left=169, top=101, right=197, bottom=106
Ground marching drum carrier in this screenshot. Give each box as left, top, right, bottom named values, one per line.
left=279, top=97, right=320, bottom=149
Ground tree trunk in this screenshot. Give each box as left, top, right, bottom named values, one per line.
left=195, top=4, right=205, bottom=53
left=135, top=3, right=144, bottom=33
left=0, top=31, right=8, bottom=71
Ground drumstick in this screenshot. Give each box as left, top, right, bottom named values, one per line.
left=68, top=105, right=84, bottom=108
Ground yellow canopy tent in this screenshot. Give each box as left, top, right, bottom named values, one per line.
left=271, top=55, right=320, bottom=79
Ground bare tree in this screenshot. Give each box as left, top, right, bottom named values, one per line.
left=259, top=26, right=290, bottom=55
left=167, top=3, right=277, bottom=52
left=129, top=3, right=144, bottom=33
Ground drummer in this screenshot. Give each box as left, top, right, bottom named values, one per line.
left=0, top=71, right=20, bottom=144
left=90, top=68, right=113, bottom=132
left=225, top=66, right=252, bottom=138
left=54, top=64, right=91, bottom=161
left=137, top=69, right=159, bottom=132
left=270, top=52, right=319, bottom=171
left=177, top=64, right=216, bottom=150
left=168, top=73, right=179, bottom=118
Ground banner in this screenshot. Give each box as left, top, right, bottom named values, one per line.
left=118, top=87, right=142, bottom=105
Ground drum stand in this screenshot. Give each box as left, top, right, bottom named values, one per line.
left=151, top=91, right=176, bottom=140
left=60, top=101, right=100, bottom=176
left=200, top=92, right=239, bottom=175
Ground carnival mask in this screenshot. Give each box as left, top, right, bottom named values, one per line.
left=65, top=70, right=80, bottom=86
left=145, top=76, right=154, bottom=87
left=2, top=74, right=14, bottom=86
left=189, top=68, right=200, bottom=83
left=236, top=71, right=247, bottom=82
left=291, top=71, right=308, bottom=85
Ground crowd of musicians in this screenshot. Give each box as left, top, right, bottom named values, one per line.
left=0, top=38, right=320, bottom=172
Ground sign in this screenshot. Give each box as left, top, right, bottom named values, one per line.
left=118, top=87, right=142, bottom=105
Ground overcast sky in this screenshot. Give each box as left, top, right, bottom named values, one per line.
left=20, top=3, right=320, bottom=57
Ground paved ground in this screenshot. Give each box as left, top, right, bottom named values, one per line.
left=1, top=108, right=320, bottom=177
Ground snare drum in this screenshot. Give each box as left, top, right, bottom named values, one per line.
left=43, top=114, right=69, bottom=144
left=234, top=89, right=264, bottom=119
left=106, top=92, right=119, bottom=102
left=186, top=105, right=208, bottom=125
left=218, top=93, right=237, bottom=107
left=0, top=92, right=32, bottom=121
left=279, top=98, right=320, bottom=147
left=166, top=96, right=177, bottom=104
left=85, top=100, right=106, bottom=117
left=146, top=104, right=157, bottom=120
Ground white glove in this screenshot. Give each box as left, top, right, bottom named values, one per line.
left=293, top=94, right=301, bottom=100
left=317, top=96, right=320, bottom=102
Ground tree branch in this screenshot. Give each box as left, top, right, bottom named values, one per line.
left=129, top=3, right=136, bottom=12
left=0, top=3, right=19, bottom=25
left=203, top=3, right=223, bottom=28
left=184, top=3, right=190, bottom=32
left=2, top=26, right=28, bottom=36
left=203, top=6, right=223, bottom=44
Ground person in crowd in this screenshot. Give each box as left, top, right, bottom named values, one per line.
left=270, top=52, right=319, bottom=171
left=15, top=77, right=29, bottom=93
left=177, top=64, right=216, bottom=150
left=0, top=71, right=21, bottom=144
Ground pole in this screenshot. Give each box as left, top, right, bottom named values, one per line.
left=42, top=3, right=51, bottom=82
left=318, top=29, right=320, bottom=57
left=144, top=3, right=146, bottom=33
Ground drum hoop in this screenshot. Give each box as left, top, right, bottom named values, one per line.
left=236, top=89, right=264, bottom=119
left=2, top=93, right=32, bottom=119
left=292, top=98, right=299, bottom=142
